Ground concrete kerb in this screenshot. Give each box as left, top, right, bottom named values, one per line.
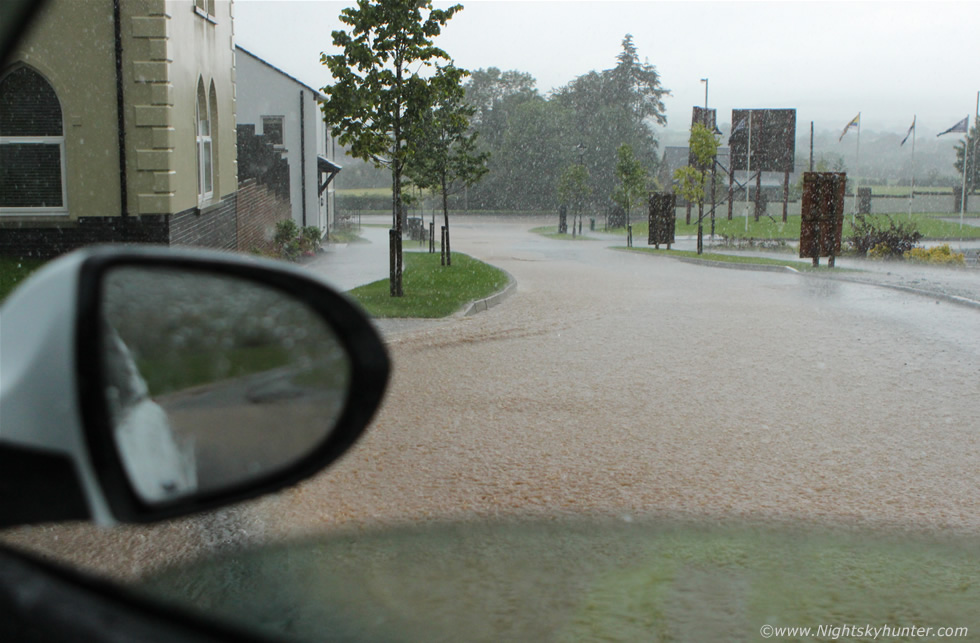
left=795, top=271, right=980, bottom=311
left=672, top=255, right=980, bottom=311
left=460, top=269, right=517, bottom=317
left=674, top=256, right=791, bottom=274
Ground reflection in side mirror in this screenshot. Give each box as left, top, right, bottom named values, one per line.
left=101, top=267, right=352, bottom=505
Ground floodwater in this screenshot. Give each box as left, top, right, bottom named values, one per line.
left=274, top=220, right=978, bottom=532
left=3, top=219, right=979, bottom=581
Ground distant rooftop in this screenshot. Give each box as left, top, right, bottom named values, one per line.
left=235, top=46, right=327, bottom=101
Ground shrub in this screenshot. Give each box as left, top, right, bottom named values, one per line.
left=273, top=219, right=301, bottom=261
left=904, top=244, right=966, bottom=265
left=867, top=243, right=892, bottom=260
left=273, top=220, right=324, bottom=260
left=848, top=214, right=922, bottom=258
left=299, top=226, right=323, bottom=255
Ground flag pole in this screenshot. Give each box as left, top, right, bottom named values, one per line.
left=972, top=92, right=980, bottom=224
left=852, top=112, right=860, bottom=223
left=909, top=115, right=916, bottom=219
left=961, top=115, right=970, bottom=230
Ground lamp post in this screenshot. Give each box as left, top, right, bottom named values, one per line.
left=576, top=142, right=586, bottom=236
left=700, top=78, right=708, bottom=109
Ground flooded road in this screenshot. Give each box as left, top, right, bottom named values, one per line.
left=271, top=220, right=979, bottom=535
left=4, top=219, right=979, bottom=579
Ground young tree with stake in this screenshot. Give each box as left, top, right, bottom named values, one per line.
left=673, top=123, right=719, bottom=255
left=406, top=64, right=489, bottom=267
left=612, top=143, right=649, bottom=237
left=557, top=164, right=592, bottom=235
left=321, top=0, right=462, bottom=297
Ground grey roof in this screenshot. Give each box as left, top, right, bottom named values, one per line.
left=235, top=46, right=327, bottom=100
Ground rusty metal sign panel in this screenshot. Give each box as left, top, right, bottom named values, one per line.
left=800, top=172, right=846, bottom=259
left=689, top=107, right=718, bottom=170
left=729, top=108, right=796, bottom=173
left=648, top=192, right=676, bottom=248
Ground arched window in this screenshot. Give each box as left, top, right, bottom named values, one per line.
left=208, top=80, right=219, bottom=196
left=0, top=66, right=67, bottom=213
left=196, top=78, right=212, bottom=202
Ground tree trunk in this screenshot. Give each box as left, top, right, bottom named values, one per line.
left=391, top=158, right=404, bottom=297
left=390, top=61, right=404, bottom=297
left=442, top=175, right=451, bottom=266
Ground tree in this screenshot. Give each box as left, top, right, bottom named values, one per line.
left=608, top=34, right=669, bottom=130
left=557, top=163, right=591, bottom=235
left=612, top=143, right=649, bottom=233
left=471, top=97, right=569, bottom=211
left=407, top=64, right=489, bottom=266
left=464, top=67, right=538, bottom=127
left=463, top=68, right=549, bottom=210
left=673, top=123, right=719, bottom=254
left=553, top=34, right=669, bottom=201
left=321, top=0, right=462, bottom=297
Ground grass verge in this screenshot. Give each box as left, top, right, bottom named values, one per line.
left=614, top=246, right=850, bottom=271
left=328, top=228, right=369, bottom=243
left=347, top=251, right=509, bottom=318
left=335, top=187, right=393, bottom=198
left=0, top=256, right=47, bottom=303
left=609, top=212, right=980, bottom=242
left=530, top=226, right=597, bottom=241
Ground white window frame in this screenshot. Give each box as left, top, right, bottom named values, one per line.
left=0, top=136, right=68, bottom=215
left=261, top=115, right=285, bottom=149
left=0, top=68, right=68, bottom=216
left=193, top=0, right=217, bottom=23
left=196, top=83, right=213, bottom=205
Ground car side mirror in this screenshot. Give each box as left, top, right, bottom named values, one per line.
left=0, top=246, right=389, bottom=527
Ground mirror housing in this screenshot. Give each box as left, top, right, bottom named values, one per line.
left=0, top=246, right=389, bottom=527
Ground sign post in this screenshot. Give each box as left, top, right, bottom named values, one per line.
left=800, top=172, right=846, bottom=268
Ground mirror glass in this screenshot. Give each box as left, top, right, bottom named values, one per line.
left=100, top=266, right=352, bottom=504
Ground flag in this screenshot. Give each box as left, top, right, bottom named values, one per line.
left=839, top=113, right=860, bottom=142
left=728, top=116, right=747, bottom=145
left=900, top=117, right=916, bottom=146
left=937, top=116, right=968, bottom=137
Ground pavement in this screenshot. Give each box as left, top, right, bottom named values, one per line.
left=301, top=216, right=980, bottom=329
left=304, top=223, right=392, bottom=292
left=573, top=225, right=980, bottom=308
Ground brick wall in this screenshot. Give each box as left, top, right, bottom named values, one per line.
left=0, top=195, right=240, bottom=259
left=236, top=178, right=291, bottom=253
left=168, top=193, right=238, bottom=251
left=0, top=216, right=169, bottom=259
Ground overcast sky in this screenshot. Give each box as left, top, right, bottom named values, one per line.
left=234, top=0, right=980, bottom=136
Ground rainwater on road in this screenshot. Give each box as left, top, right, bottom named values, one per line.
left=4, top=217, right=979, bottom=580
left=270, top=218, right=979, bottom=536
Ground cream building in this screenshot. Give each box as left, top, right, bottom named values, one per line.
left=1, top=0, right=238, bottom=257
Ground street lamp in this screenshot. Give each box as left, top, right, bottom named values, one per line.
left=576, top=143, right=586, bottom=236
left=700, top=77, right=708, bottom=109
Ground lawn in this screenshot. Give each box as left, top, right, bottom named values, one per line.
left=335, top=187, right=393, bottom=198
left=614, top=246, right=844, bottom=271
left=347, top=251, right=509, bottom=318
left=609, top=213, right=980, bottom=242
left=328, top=227, right=369, bottom=243
left=862, top=185, right=952, bottom=196
left=530, top=226, right=598, bottom=241
left=0, top=256, right=46, bottom=303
